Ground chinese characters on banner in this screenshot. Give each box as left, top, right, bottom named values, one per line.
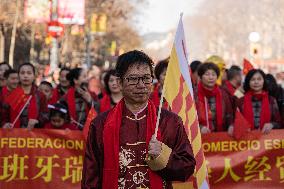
left=0, top=129, right=84, bottom=189
left=1, top=129, right=284, bottom=188
left=202, top=130, right=284, bottom=189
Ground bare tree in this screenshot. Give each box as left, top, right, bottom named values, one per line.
left=0, top=0, right=143, bottom=68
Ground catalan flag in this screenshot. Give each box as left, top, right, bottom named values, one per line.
left=163, top=15, right=209, bottom=189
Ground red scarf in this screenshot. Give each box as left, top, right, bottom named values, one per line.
left=1, top=86, right=9, bottom=96
left=65, top=87, right=89, bottom=121
left=225, top=81, right=236, bottom=96
left=99, top=94, right=112, bottom=113
left=151, top=84, right=168, bottom=109
left=102, top=99, right=163, bottom=189
left=197, top=82, right=223, bottom=131
left=6, top=86, right=38, bottom=128
left=50, top=86, right=67, bottom=104
left=49, top=87, right=59, bottom=105
left=243, top=91, right=271, bottom=129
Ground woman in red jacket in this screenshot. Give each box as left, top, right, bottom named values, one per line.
left=99, top=69, right=123, bottom=113
left=195, top=62, right=234, bottom=134
left=49, top=68, right=70, bottom=104
left=236, top=69, right=281, bottom=134
left=2, top=62, right=48, bottom=129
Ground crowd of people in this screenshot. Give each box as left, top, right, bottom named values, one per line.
left=0, top=53, right=283, bottom=133
left=0, top=50, right=284, bottom=188
left=148, top=56, right=284, bottom=134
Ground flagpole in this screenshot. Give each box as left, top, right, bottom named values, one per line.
left=154, top=86, right=165, bottom=139
left=71, top=118, right=84, bottom=129
left=11, top=95, right=33, bottom=128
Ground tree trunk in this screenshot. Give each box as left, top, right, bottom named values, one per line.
left=0, top=29, right=4, bottom=62
left=8, top=0, right=20, bottom=68
left=30, top=24, right=35, bottom=64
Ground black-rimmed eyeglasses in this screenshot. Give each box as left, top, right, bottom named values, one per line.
left=124, top=75, right=153, bottom=85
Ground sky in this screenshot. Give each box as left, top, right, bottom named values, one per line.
left=136, top=0, right=202, bottom=35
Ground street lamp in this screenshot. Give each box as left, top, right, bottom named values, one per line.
left=249, top=32, right=260, bottom=43
left=248, top=32, right=261, bottom=60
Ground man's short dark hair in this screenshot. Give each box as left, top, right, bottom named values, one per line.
left=40, top=81, right=53, bottom=89
left=104, top=69, right=117, bottom=94
left=227, top=65, right=241, bottom=81
left=190, top=60, right=202, bottom=73
left=243, top=69, right=267, bottom=92
left=115, top=50, right=154, bottom=79
left=18, top=62, right=36, bottom=75
left=154, top=58, right=169, bottom=80
left=197, top=62, right=220, bottom=78
left=4, top=69, right=17, bottom=79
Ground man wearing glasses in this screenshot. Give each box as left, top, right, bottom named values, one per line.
left=82, top=50, right=196, bottom=189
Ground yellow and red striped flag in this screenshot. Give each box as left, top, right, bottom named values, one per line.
left=163, top=15, right=210, bottom=189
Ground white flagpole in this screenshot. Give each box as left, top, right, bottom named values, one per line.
left=154, top=86, right=165, bottom=139
left=11, top=95, right=33, bottom=128
left=71, top=118, right=84, bottom=129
